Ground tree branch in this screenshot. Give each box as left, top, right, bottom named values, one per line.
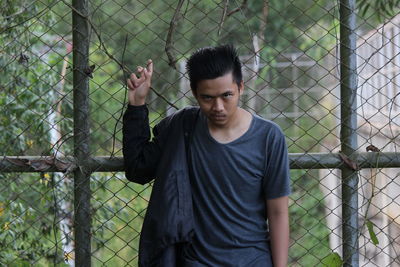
left=165, top=0, right=186, bottom=70
left=227, top=0, right=248, bottom=17
left=218, top=0, right=230, bottom=36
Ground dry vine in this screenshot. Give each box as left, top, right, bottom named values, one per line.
left=165, top=0, right=186, bottom=70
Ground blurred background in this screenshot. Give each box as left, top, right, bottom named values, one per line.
left=0, top=0, right=399, bottom=266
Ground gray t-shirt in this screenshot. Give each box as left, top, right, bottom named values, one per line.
left=182, top=111, right=291, bottom=267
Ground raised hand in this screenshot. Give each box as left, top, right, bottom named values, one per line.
left=127, top=59, right=153, bottom=106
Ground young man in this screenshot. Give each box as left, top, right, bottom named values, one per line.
left=123, top=45, right=290, bottom=267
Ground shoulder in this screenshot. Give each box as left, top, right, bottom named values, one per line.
left=156, top=106, right=200, bottom=129
left=251, top=114, right=285, bottom=138
left=163, top=106, right=199, bottom=122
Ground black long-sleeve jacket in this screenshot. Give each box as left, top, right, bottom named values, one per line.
left=122, top=104, right=199, bottom=267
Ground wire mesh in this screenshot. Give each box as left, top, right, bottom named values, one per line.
left=1, top=0, right=400, bottom=266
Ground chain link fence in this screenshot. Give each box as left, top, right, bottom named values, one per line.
left=1, top=0, right=399, bottom=266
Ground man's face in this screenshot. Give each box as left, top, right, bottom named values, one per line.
left=194, top=72, right=244, bottom=128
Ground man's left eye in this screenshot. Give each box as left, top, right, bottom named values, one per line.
left=223, top=93, right=233, bottom=98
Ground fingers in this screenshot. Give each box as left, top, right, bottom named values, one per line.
left=127, top=78, right=135, bottom=90
left=129, top=73, right=138, bottom=88
left=130, top=69, right=145, bottom=87
left=128, top=59, right=153, bottom=87
left=146, top=59, right=153, bottom=75
left=143, top=59, right=153, bottom=79
left=136, top=66, right=146, bottom=82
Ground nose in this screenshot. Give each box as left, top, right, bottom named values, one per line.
left=212, top=98, right=224, bottom=112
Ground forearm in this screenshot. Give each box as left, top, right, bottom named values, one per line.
left=122, top=104, right=160, bottom=184
left=123, top=60, right=159, bottom=183
left=267, top=196, right=289, bottom=267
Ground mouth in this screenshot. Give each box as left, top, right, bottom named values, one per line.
left=211, top=114, right=226, bottom=121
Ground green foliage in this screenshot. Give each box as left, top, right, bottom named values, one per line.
left=89, top=47, right=125, bottom=155
left=366, top=220, right=380, bottom=246
left=322, top=252, right=343, bottom=267
left=91, top=172, right=153, bottom=266
left=0, top=0, right=68, bottom=265
left=0, top=173, right=67, bottom=265
left=289, top=169, right=331, bottom=266
left=0, top=0, right=60, bottom=155
left=358, top=0, right=400, bottom=22
left=279, top=88, right=335, bottom=266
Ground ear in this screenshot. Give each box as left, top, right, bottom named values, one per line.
left=191, top=89, right=198, bottom=99
left=238, top=80, right=244, bottom=95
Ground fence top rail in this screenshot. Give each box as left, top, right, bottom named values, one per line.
left=1, top=152, right=399, bottom=173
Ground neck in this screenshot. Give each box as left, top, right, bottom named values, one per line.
left=206, top=108, right=253, bottom=143
left=207, top=108, right=247, bottom=131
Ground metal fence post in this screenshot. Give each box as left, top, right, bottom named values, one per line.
left=72, top=0, right=91, bottom=265
left=340, top=0, right=358, bottom=266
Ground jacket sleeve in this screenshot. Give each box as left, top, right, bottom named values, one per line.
left=122, top=104, right=168, bottom=184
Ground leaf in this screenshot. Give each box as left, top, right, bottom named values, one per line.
left=380, top=1, right=389, bottom=15
left=367, top=220, right=379, bottom=245
left=360, top=3, right=371, bottom=17
left=322, top=252, right=343, bottom=267
left=388, top=0, right=395, bottom=12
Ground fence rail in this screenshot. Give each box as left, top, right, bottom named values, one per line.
left=1, top=152, right=400, bottom=173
